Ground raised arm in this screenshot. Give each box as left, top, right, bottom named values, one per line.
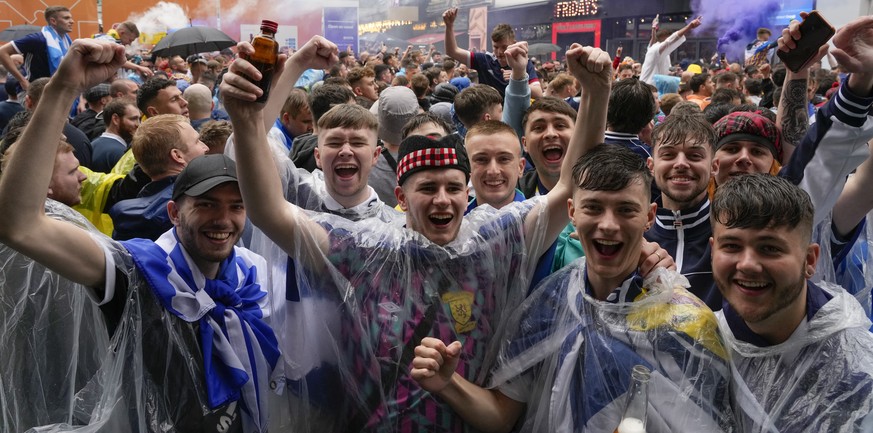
left=776, top=12, right=830, bottom=163
left=229, top=40, right=294, bottom=131
left=780, top=15, right=873, bottom=225
left=220, top=36, right=337, bottom=258
left=832, top=144, right=873, bottom=237
left=124, top=60, right=154, bottom=79
left=648, top=14, right=660, bottom=48
left=660, top=16, right=701, bottom=54
left=0, top=43, right=27, bottom=89
left=0, top=39, right=126, bottom=287
left=411, top=338, right=524, bottom=433
left=827, top=15, right=873, bottom=236
left=502, top=41, right=531, bottom=139
left=525, top=44, right=612, bottom=258
left=443, top=8, right=472, bottom=67
left=831, top=16, right=873, bottom=97
left=401, top=44, right=413, bottom=62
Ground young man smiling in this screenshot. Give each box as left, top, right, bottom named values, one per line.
left=443, top=8, right=542, bottom=99
left=0, top=39, right=279, bottom=432
left=645, top=113, right=722, bottom=310
left=517, top=97, right=577, bottom=198
left=412, top=145, right=731, bottom=432
left=464, top=120, right=526, bottom=211
left=221, top=35, right=623, bottom=432
left=712, top=14, right=873, bottom=228
left=710, top=174, right=873, bottom=431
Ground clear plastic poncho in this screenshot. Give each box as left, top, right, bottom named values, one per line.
left=718, top=282, right=873, bottom=433
left=0, top=199, right=110, bottom=432
left=14, top=226, right=286, bottom=432
left=266, top=196, right=550, bottom=433
left=489, top=260, right=736, bottom=432
left=812, top=210, right=873, bottom=322
left=231, top=132, right=412, bottom=432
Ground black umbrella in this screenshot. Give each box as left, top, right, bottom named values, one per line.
left=0, top=25, right=41, bottom=42
left=151, top=26, right=236, bottom=58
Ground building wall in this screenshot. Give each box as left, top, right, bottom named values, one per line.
left=818, top=0, right=870, bottom=30
left=0, top=0, right=99, bottom=40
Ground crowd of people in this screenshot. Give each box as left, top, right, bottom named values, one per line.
left=0, top=4, right=872, bottom=432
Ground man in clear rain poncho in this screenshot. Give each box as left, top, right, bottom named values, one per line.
left=0, top=108, right=109, bottom=432
left=0, top=40, right=281, bottom=432
left=224, top=38, right=405, bottom=432
left=710, top=174, right=873, bottom=432
left=220, top=35, right=669, bottom=432
left=412, top=145, right=734, bottom=433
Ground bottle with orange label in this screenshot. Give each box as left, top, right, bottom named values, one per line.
left=248, top=20, right=279, bottom=103
left=613, top=365, right=650, bottom=433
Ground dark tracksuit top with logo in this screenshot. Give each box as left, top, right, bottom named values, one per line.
left=644, top=198, right=721, bottom=311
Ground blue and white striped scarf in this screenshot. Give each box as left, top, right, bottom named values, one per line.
left=123, top=229, right=280, bottom=432
left=41, top=26, right=71, bottom=75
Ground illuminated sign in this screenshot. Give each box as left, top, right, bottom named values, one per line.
left=359, top=20, right=412, bottom=34
left=553, top=0, right=599, bottom=19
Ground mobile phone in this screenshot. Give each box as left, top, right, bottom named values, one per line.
left=777, top=11, right=835, bottom=73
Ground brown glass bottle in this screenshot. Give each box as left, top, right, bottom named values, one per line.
left=249, top=20, right=278, bottom=103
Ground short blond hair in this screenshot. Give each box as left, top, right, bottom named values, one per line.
left=131, top=114, right=189, bottom=178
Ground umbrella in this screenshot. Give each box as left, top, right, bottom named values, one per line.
left=0, top=25, right=41, bottom=42
left=528, top=43, right=562, bottom=57
left=151, top=26, right=236, bottom=58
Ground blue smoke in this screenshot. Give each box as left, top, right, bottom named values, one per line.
left=692, top=0, right=781, bottom=63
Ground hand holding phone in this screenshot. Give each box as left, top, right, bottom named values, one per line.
left=616, top=46, right=623, bottom=57
left=777, top=11, right=835, bottom=73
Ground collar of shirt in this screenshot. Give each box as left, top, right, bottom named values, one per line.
left=465, top=189, right=525, bottom=214
left=653, top=198, right=711, bottom=232
left=583, top=268, right=646, bottom=304
left=722, top=280, right=833, bottom=347
left=535, top=176, right=550, bottom=196
left=273, top=117, right=294, bottom=151
left=322, top=186, right=380, bottom=213
left=604, top=131, right=641, bottom=142
left=99, top=131, right=127, bottom=145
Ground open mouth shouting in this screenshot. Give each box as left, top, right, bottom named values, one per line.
left=334, top=163, right=359, bottom=180
left=593, top=239, right=623, bottom=259
left=428, top=212, right=454, bottom=228
left=542, top=144, right=565, bottom=164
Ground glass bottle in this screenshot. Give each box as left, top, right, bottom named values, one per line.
left=249, top=20, right=279, bottom=103
left=614, top=365, right=650, bottom=433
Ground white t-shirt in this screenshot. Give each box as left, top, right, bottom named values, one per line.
left=639, top=34, right=686, bottom=85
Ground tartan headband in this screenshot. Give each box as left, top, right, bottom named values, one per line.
left=396, top=134, right=470, bottom=185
